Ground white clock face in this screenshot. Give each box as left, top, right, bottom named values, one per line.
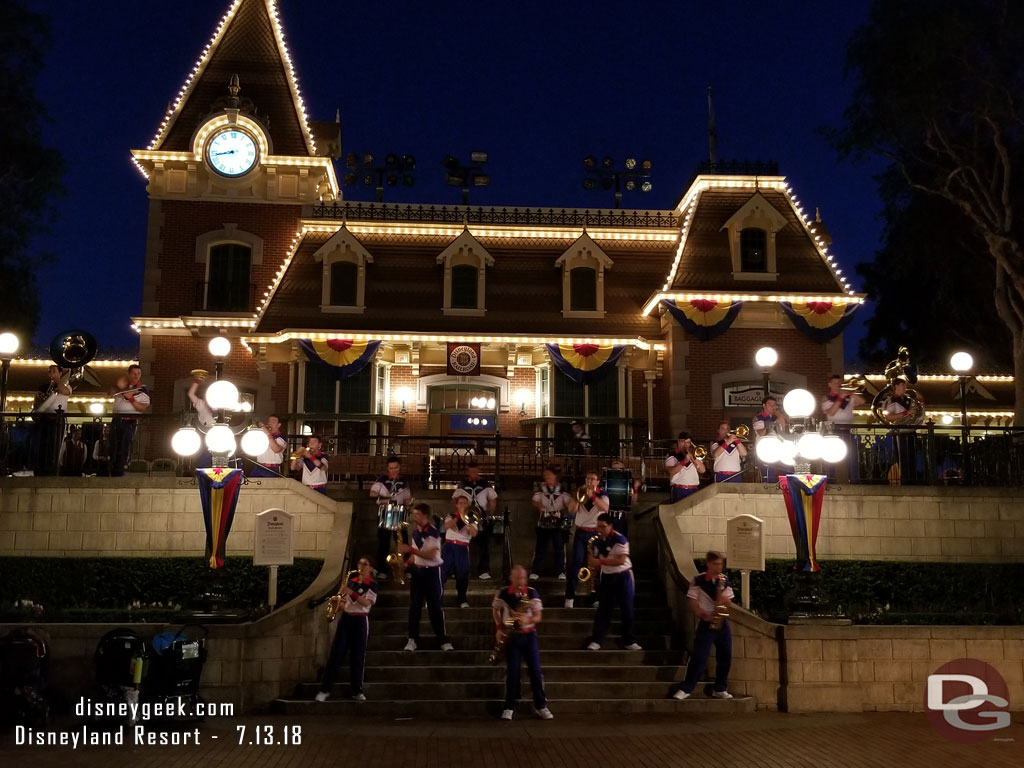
left=207, top=130, right=258, bottom=176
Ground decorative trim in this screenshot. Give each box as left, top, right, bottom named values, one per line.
left=313, top=227, right=373, bottom=310
left=436, top=230, right=494, bottom=313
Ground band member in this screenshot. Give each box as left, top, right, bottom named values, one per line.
left=442, top=492, right=478, bottom=607
left=59, top=427, right=87, bottom=475
left=370, top=456, right=412, bottom=580
left=187, top=375, right=215, bottom=468
left=752, top=396, right=787, bottom=482
left=710, top=422, right=747, bottom=483
left=673, top=551, right=734, bottom=700
left=398, top=503, right=453, bottom=652
left=585, top=513, right=642, bottom=651
left=251, top=414, right=288, bottom=478
left=315, top=557, right=377, bottom=702
left=455, top=462, right=499, bottom=580
left=564, top=470, right=609, bottom=608
left=822, top=375, right=864, bottom=483
left=883, top=379, right=915, bottom=484
left=291, top=436, right=328, bottom=494
left=108, top=364, right=150, bottom=477
left=665, top=432, right=705, bottom=503
left=32, top=365, right=71, bottom=476
left=493, top=565, right=553, bottom=721
left=92, top=424, right=110, bottom=476
left=530, top=466, right=572, bottom=580
left=570, top=421, right=591, bottom=455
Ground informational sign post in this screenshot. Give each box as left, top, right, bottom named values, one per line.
left=726, top=514, right=765, bottom=610
left=254, top=508, right=294, bottom=609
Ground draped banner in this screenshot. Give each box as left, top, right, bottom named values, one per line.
left=779, top=474, right=828, bottom=573
left=545, top=343, right=625, bottom=385
left=197, top=467, right=243, bottom=569
left=780, top=301, right=859, bottom=342
left=661, top=299, right=743, bottom=341
left=300, top=339, right=381, bottom=380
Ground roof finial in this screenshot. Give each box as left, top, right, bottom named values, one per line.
left=815, top=207, right=822, bottom=223
left=228, top=74, right=241, bottom=108
left=707, top=86, right=717, bottom=169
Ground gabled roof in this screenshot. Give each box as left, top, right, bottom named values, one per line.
left=313, top=227, right=374, bottom=264
left=146, top=0, right=315, bottom=157
left=720, top=191, right=789, bottom=233
left=435, top=230, right=495, bottom=266
left=555, top=232, right=614, bottom=269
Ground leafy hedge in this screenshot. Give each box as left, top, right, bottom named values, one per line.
left=0, top=556, right=324, bottom=622
left=696, top=559, right=1024, bottom=625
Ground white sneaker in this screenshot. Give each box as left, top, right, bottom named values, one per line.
left=711, top=690, right=733, bottom=699
left=404, top=639, right=417, bottom=652
left=624, top=643, right=643, bottom=651
left=535, top=707, right=554, bottom=720
left=501, top=709, right=514, bottom=720
left=592, top=600, right=600, bottom=608
left=529, top=573, right=540, bottom=581
left=564, top=599, right=574, bottom=608
left=672, top=689, right=690, bottom=700
left=586, top=642, right=601, bottom=651
left=460, top=602, right=470, bottom=608
left=352, top=693, right=367, bottom=702
left=557, top=572, right=566, bottom=580
left=440, top=642, right=454, bottom=651
left=479, top=572, right=492, bottom=580
left=314, top=691, right=329, bottom=702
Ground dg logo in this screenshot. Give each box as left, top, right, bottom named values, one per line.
left=926, top=658, right=1011, bottom=743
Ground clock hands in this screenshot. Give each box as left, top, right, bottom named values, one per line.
left=213, top=150, right=237, bottom=156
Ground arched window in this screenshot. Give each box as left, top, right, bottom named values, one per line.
left=555, top=233, right=613, bottom=318
left=206, top=243, right=252, bottom=311
left=314, top=227, right=374, bottom=313
left=740, top=228, right=768, bottom=272
left=330, top=261, right=359, bottom=306
left=569, top=267, right=597, bottom=311
left=451, top=264, right=479, bottom=309
left=436, top=230, right=493, bottom=316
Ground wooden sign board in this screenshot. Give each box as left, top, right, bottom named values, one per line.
left=726, top=513, right=765, bottom=571
left=254, top=508, right=294, bottom=566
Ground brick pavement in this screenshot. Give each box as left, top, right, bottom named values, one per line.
left=1, top=712, right=1020, bottom=768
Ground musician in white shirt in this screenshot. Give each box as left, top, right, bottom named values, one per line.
left=32, top=365, right=71, bottom=476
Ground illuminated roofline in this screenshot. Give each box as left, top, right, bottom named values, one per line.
left=642, top=291, right=866, bottom=317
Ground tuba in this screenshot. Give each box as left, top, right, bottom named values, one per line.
left=871, top=346, right=925, bottom=426
left=577, top=533, right=601, bottom=594
left=488, top=592, right=532, bottom=664
left=35, top=329, right=98, bottom=409
left=325, top=569, right=359, bottom=622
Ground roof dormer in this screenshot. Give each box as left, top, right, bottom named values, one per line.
left=436, top=230, right=494, bottom=316
left=314, top=227, right=374, bottom=313
left=721, top=191, right=789, bottom=281
left=554, top=232, right=614, bottom=318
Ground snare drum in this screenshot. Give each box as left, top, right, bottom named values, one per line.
left=378, top=501, right=409, bottom=530
left=603, top=468, right=633, bottom=510
left=486, top=514, right=505, bottom=535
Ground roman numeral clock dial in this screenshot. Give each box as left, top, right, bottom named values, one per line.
left=206, top=129, right=258, bottom=177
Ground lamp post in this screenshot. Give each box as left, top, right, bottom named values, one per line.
left=342, top=152, right=416, bottom=202
left=443, top=152, right=489, bottom=205
left=0, top=332, right=19, bottom=476
left=950, top=351, right=974, bottom=484
left=755, top=346, right=777, bottom=400
left=582, top=156, right=652, bottom=209
left=755, top=387, right=849, bottom=621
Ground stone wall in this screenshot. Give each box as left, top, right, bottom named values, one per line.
left=664, top=483, right=1024, bottom=563
left=0, top=478, right=339, bottom=558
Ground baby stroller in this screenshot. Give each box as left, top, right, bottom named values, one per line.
left=143, top=625, right=208, bottom=720
left=89, top=628, right=147, bottom=724
left=0, top=628, right=51, bottom=728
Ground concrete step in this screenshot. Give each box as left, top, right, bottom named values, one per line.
left=286, top=680, right=686, bottom=700
left=363, top=606, right=668, bottom=621
left=368, top=591, right=666, bottom=609
left=369, top=618, right=668, bottom=635
left=272, top=696, right=755, bottom=717
left=362, top=649, right=685, bottom=666
left=299, top=665, right=684, bottom=684
left=364, top=635, right=674, bottom=651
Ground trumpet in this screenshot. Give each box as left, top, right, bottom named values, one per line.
left=574, top=484, right=591, bottom=506
left=729, top=425, right=750, bottom=441
left=289, top=447, right=308, bottom=461
left=693, top=445, right=708, bottom=461
left=325, top=569, right=360, bottom=622
left=577, top=533, right=601, bottom=594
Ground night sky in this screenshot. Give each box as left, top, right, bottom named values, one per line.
left=29, top=0, right=883, bottom=361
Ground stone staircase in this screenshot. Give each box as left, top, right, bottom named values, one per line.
left=273, top=494, right=755, bottom=717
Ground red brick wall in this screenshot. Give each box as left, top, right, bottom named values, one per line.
left=389, top=365, right=427, bottom=434
left=680, top=328, right=831, bottom=438
left=152, top=201, right=302, bottom=316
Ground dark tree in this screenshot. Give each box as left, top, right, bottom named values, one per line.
left=0, top=1, right=65, bottom=342
left=831, top=0, right=1024, bottom=417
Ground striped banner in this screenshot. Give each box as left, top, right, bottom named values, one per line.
left=197, top=467, right=243, bottom=569
left=661, top=299, right=743, bottom=341
left=545, top=343, right=624, bottom=385
left=779, top=474, right=827, bottom=573
left=780, top=301, right=858, bottom=342
left=300, top=339, right=380, bottom=380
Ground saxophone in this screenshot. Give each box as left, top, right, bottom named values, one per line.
left=386, top=522, right=410, bottom=585
left=577, top=534, right=602, bottom=594
left=325, top=570, right=359, bottom=622
left=488, top=590, right=532, bottom=665
left=709, top=575, right=730, bottom=631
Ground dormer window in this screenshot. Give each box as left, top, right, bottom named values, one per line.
left=721, top=192, right=788, bottom=281
left=740, top=228, right=767, bottom=272
left=556, top=233, right=613, bottom=318
left=314, top=227, right=373, bottom=314
left=437, top=230, right=493, bottom=316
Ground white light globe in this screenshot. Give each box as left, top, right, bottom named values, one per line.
left=88, top=402, right=105, bottom=415
left=950, top=352, right=974, bottom=373
left=778, top=438, right=798, bottom=466
left=302, top=424, right=313, bottom=435
left=0, top=332, right=19, bottom=357
left=755, top=435, right=783, bottom=464
left=941, top=414, right=954, bottom=425
left=515, top=388, right=532, bottom=406
left=821, top=435, right=848, bottom=464
left=481, top=418, right=488, bottom=426
left=205, top=424, right=236, bottom=453
left=239, top=400, right=253, bottom=412
left=783, top=388, right=816, bottom=419
left=486, top=397, right=496, bottom=409
left=208, top=336, right=231, bottom=358
left=395, top=386, right=413, bottom=404
left=205, top=380, right=239, bottom=410
left=241, top=427, right=270, bottom=456
left=797, top=432, right=825, bottom=460
left=172, top=427, right=202, bottom=456
left=755, top=346, right=778, bottom=368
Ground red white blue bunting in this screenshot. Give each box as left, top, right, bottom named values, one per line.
left=780, top=301, right=859, bottom=342
left=661, top=299, right=744, bottom=341
left=546, top=343, right=624, bottom=385
left=300, top=339, right=380, bottom=380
